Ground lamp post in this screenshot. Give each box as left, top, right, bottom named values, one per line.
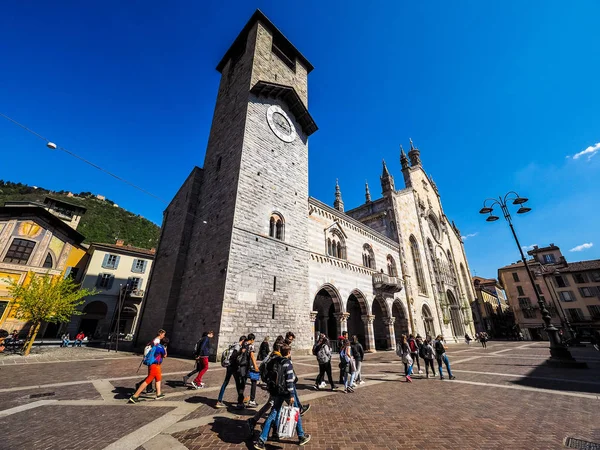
left=479, top=192, right=580, bottom=365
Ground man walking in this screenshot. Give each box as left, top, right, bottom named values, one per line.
left=283, top=331, right=310, bottom=415
left=253, top=344, right=311, bottom=449
left=129, top=337, right=168, bottom=403
left=184, top=331, right=213, bottom=389
left=351, top=335, right=365, bottom=385
left=215, top=335, right=246, bottom=408
left=434, top=335, right=455, bottom=380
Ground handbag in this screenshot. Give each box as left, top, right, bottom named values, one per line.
left=277, top=405, right=300, bottom=439
left=249, top=370, right=260, bottom=381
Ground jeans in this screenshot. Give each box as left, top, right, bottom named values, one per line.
left=437, top=354, right=453, bottom=378
left=410, top=352, right=420, bottom=371
left=343, top=369, right=356, bottom=389
left=292, top=385, right=303, bottom=410
left=315, top=361, right=335, bottom=388
left=74, top=339, right=83, bottom=347
left=403, top=362, right=413, bottom=376
left=424, top=358, right=436, bottom=376
left=193, top=357, right=209, bottom=384
left=355, top=360, right=362, bottom=382
left=258, top=395, right=304, bottom=443
left=217, top=367, right=234, bottom=402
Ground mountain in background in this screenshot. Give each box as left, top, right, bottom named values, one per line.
left=0, top=180, right=160, bottom=249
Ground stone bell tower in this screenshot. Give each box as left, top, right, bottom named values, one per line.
left=137, top=10, right=317, bottom=354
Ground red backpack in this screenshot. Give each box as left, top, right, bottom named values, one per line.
left=408, top=339, right=418, bottom=353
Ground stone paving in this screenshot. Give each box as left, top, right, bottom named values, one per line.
left=1, top=342, right=599, bottom=449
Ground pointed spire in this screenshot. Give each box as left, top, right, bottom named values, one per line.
left=365, top=180, right=371, bottom=203
left=400, top=144, right=409, bottom=170
left=380, top=159, right=395, bottom=195
left=408, top=138, right=421, bottom=166
left=334, top=178, right=344, bottom=212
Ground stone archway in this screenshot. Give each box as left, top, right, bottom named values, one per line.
left=447, top=289, right=465, bottom=338
left=80, top=301, right=108, bottom=339
left=313, top=285, right=343, bottom=342
left=372, top=296, right=393, bottom=350
left=347, top=290, right=368, bottom=348
left=422, top=304, right=435, bottom=338
left=392, top=299, right=409, bottom=341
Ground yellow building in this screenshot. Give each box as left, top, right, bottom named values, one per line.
left=0, top=198, right=87, bottom=336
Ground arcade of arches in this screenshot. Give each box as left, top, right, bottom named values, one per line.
left=312, top=286, right=418, bottom=352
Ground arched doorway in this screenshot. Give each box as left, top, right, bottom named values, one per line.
left=79, top=301, right=108, bottom=339
left=447, top=290, right=464, bottom=338
left=313, top=285, right=342, bottom=342
left=346, top=290, right=368, bottom=347
left=372, top=296, right=390, bottom=350
left=422, top=304, right=435, bottom=337
left=392, top=299, right=409, bottom=341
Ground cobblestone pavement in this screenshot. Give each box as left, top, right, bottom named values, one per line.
left=1, top=341, right=599, bottom=449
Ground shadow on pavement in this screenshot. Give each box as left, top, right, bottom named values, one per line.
left=209, top=416, right=258, bottom=449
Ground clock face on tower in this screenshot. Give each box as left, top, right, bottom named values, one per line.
left=266, top=105, right=296, bottom=143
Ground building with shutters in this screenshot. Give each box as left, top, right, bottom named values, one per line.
left=498, top=244, right=600, bottom=340
left=136, top=10, right=476, bottom=356
left=64, top=240, right=155, bottom=340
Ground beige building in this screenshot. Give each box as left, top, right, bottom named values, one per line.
left=472, top=276, right=514, bottom=337
left=498, top=244, right=600, bottom=340
left=137, top=10, right=476, bottom=356
left=66, top=240, right=155, bottom=340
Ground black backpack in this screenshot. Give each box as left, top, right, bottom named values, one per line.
left=265, top=356, right=288, bottom=396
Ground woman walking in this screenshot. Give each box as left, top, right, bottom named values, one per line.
left=313, top=334, right=336, bottom=390
left=422, top=336, right=436, bottom=379
left=400, top=335, right=414, bottom=382
left=258, top=336, right=270, bottom=361
left=339, top=339, right=356, bottom=392
left=351, top=335, right=365, bottom=385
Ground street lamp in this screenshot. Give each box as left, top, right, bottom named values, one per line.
left=479, top=191, right=583, bottom=366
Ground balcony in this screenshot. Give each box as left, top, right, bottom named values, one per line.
left=373, top=273, right=403, bottom=293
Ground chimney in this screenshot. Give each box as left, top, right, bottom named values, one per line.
left=150, top=248, right=156, bottom=254
left=116, top=239, right=125, bottom=247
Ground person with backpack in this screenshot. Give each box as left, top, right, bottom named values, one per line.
left=408, top=334, right=422, bottom=374
left=282, top=331, right=310, bottom=416
left=240, top=333, right=260, bottom=408
left=258, top=336, right=270, bottom=361
left=465, top=333, right=472, bottom=345
left=184, top=331, right=214, bottom=389
left=399, top=335, right=414, bottom=383
left=215, top=335, right=246, bottom=408
left=129, top=337, right=168, bottom=403
left=422, top=336, right=436, bottom=378
left=434, top=335, right=455, bottom=380
left=253, top=343, right=311, bottom=449
left=351, top=335, right=365, bottom=386
left=313, top=334, right=335, bottom=390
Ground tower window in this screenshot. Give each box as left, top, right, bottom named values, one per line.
left=326, top=230, right=346, bottom=260
left=271, top=34, right=296, bottom=72
left=43, top=253, right=53, bottom=269
left=269, top=213, right=285, bottom=241
left=362, top=244, right=376, bottom=270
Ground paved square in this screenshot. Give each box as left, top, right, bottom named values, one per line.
left=1, top=342, right=599, bottom=449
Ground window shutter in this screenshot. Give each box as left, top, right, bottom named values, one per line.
left=101, top=254, right=109, bottom=269
left=114, top=255, right=121, bottom=269
left=64, top=267, right=72, bottom=279
left=108, top=275, right=115, bottom=290
left=131, top=259, right=138, bottom=272
left=142, top=260, right=147, bottom=274
left=138, top=278, right=144, bottom=289
left=96, top=275, right=103, bottom=288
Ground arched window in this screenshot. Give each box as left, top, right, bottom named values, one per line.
left=269, top=213, right=284, bottom=240
left=460, top=263, right=473, bottom=302
left=43, top=253, right=53, bottom=269
left=428, top=214, right=441, bottom=241
left=327, top=230, right=346, bottom=260
left=410, top=236, right=427, bottom=295
left=387, top=255, right=398, bottom=277
left=362, top=244, right=375, bottom=269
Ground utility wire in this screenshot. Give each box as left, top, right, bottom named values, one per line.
left=0, top=112, right=168, bottom=204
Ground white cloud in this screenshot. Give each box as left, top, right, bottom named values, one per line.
left=569, top=242, right=594, bottom=252
left=572, top=142, right=600, bottom=161
left=461, top=232, right=478, bottom=241
left=521, top=244, right=537, bottom=251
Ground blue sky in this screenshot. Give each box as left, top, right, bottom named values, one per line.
left=1, top=1, right=598, bottom=278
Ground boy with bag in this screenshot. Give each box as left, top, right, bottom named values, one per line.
left=253, top=344, right=311, bottom=449
left=129, top=337, right=168, bottom=403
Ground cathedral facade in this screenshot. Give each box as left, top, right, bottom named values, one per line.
left=136, top=10, right=476, bottom=355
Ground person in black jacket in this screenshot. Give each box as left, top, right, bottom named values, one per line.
left=258, top=336, right=270, bottom=360
left=350, top=335, right=365, bottom=385
left=184, top=331, right=213, bottom=389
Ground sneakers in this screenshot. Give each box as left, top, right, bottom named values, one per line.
left=319, top=382, right=327, bottom=389
left=312, top=384, right=320, bottom=390
left=418, top=369, right=424, bottom=374
left=359, top=380, right=365, bottom=385
left=190, top=381, right=204, bottom=389
left=253, top=440, right=266, bottom=450
left=247, top=400, right=258, bottom=408
left=450, top=375, right=456, bottom=380
left=346, top=386, right=355, bottom=393
left=299, top=434, right=312, bottom=446
left=128, top=396, right=145, bottom=404
left=156, top=394, right=166, bottom=400
left=300, top=404, right=311, bottom=416
left=182, top=375, right=189, bottom=385
left=406, top=376, right=412, bottom=383
left=351, top=383, right=357, bottom=388
left=215, top=401, right=226, bottom=408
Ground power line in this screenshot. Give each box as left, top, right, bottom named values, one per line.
left=0, top=112, right=168, bottom=204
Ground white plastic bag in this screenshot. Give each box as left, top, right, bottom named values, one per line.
left=277, top=405, right=300, bottom=439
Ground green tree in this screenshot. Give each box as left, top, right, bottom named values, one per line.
left=6, top=273, right=97, bottom=355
